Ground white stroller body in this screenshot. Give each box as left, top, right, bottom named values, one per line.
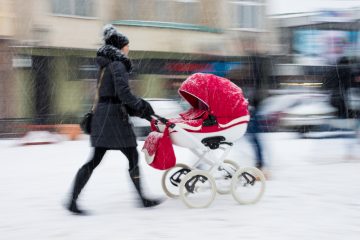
left=148, top=73, right=266, bottom=208
left=156, top=115, right=249, bottom=149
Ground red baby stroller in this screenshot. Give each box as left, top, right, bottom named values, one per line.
left=143, top=73, right=266, bottom=208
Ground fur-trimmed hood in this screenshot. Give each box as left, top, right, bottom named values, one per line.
left=96, top=44, right=132, bottom=72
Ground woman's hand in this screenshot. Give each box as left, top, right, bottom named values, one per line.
left=141, top=100, right=155, bottom=120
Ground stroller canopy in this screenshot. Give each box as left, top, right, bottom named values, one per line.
left=178, top=73, right=249, bottom=120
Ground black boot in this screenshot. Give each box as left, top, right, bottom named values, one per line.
left=66, top=166, right=92, bottom=215
left=67, top=200, right=88, bottom=215
left=129, top=166, right=163, bottom=208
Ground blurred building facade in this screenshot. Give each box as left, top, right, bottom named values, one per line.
left=269, top=8, right=360, bottom=120
left=0, top=0, right=16, bottom=121
left=0, top=0, right=274, bottom=136
left=271, top=8, right=360, bottom=88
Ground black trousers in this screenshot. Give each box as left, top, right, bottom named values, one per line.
left=70, top=146, right=140, bottom=202
left=82, top=147, right=139, bottom=172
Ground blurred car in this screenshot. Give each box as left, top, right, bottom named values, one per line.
left=258, top=93, right=337, bottom=133
left=130, top=98, right=185, bottom=139
left=257, top=94, right=299, bottom=132
left=280, top=94, right=337, bottom=133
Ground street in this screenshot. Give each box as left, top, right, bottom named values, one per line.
left=0, top=132, right=359, bottom=240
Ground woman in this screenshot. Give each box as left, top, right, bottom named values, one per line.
left=66, top=25, right=161, bottom=215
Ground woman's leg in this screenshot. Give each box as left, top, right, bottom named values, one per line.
left=120, top=146, right=138, bottom=172
left=120, top=147, right=162, bottom=207
left=67, top=147, right=107, bottom=214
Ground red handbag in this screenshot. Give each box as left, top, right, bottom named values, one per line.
left=142, top=124, right=176, bottom=170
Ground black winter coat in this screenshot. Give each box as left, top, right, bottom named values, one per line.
left=90, top=45, right=148, bottom=149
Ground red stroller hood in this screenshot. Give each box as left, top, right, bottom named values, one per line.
left=178, top=73, right=249, bottom=119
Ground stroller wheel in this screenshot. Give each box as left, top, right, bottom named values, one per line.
left=161, top=163, right=191, bottom=198
left=231, top=167, right=266, bottom=205
left=215, top=160, right=240, bottom=195
left=179, top=170, right=216, bottom=208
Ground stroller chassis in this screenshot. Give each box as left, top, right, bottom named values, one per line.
left=155, top=116, right=266, bottom=208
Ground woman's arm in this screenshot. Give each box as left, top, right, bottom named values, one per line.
left=110, top=61, right=154, bottom=118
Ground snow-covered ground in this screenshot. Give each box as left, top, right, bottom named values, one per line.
left=1, top=132, right=360, bottom=240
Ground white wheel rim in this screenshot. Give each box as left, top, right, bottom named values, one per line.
left=179, top=170, right=216, bottom=208
left=231, top=167, right=266, bottom=204
left=161, top=164, right=191, bottom=198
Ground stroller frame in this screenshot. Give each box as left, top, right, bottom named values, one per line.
left=153, top=115, right=266, bottom=208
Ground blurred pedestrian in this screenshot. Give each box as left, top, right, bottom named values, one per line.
left=244, top=51, right=269, bottom=173
left=66, top=24, right=162, bottom=215
left=247, top=96, right=265, bottom=170
left=327, top=57, right=352, bottom=118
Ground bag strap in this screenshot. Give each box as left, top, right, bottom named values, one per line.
left=91, top=67, right=106, bottom=112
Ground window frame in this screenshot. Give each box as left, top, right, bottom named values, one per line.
left=229, top=0, right=266, bottom=31
left=51, top=0, right=95, bottom=18
left=152, top=0, right=201, bottom=24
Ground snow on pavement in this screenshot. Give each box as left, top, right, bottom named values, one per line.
left=0, top=133, right=359, bottom=240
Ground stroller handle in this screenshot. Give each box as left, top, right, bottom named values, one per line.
left=151, top=114, right=175, bottom=128
left=151, top=114, right=206, bottom=150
